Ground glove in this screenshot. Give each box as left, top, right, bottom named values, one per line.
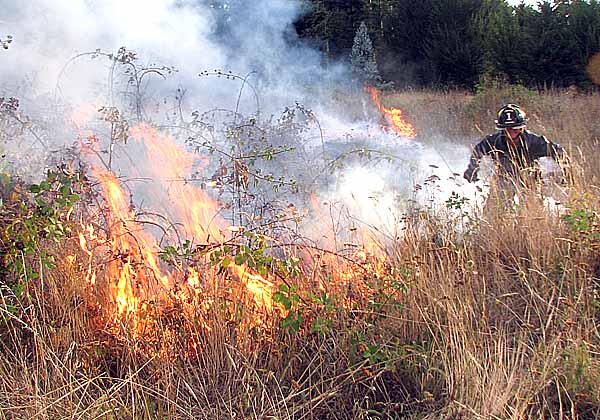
left=463, top=168, right=479, bottom=183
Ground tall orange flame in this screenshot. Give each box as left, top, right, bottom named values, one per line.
left=367, top=86, right=416, bottom=139
left=94, top=168, right=170, bottom=315
left=81, top=124, right=278, bottom=327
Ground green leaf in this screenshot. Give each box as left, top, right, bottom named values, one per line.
left=221, top=256, right=231, bottom=268
left=234, top=253, right=246, bottom=266
left=273, top=292, right=292, bottom=310
left=12, top=282, right=25, bottom=297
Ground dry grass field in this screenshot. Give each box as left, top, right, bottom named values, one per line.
left=1, top=84, right=599, bottom=420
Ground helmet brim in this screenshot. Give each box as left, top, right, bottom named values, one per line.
left=496, top=125, right=526, bottom=130
left=495, top=120, right=527, bottom=129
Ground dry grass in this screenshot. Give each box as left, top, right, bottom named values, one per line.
left=1, top=85, right=600, bottom=419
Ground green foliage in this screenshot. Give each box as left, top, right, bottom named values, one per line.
left=1, top=169, right=81, bottom=317
left=466, top=76, right=537, bottom=125
left=310, top=292, right=335, bottom=335
left=296, top=0, right=600, bottom=89
left=425, top=0, right=484, bottom=87
left=475, top=0, right=529, bottom=84
left=171, top=229, right=310, bottom=334
left=159, top=239, right=197, bottom=262
left=205, top=232, right=277, bottom=277
left=554, top=342, right=600, bottom=417
left=562, top=342, right=598, bottom=394
left=295, top=0, right=365, bottom=58
left=379, top=0, right=435, bottom=87
left=273, top=283, right=304, bottom=332
left=351, top=332, right=413, bottom=370
left=445, top=191, right=469, bottom=210
left=561, top=207, right=600, bottom=241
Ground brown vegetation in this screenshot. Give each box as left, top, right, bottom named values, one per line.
left=1, top=85, right=599, bottom=420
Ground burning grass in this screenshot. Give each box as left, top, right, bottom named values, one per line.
left=1, top=86, right=600, bottom=419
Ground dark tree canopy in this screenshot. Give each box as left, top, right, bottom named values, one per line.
left=290, top=0, right=600, bottom=89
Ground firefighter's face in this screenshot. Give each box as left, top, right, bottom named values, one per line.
left=505, top=127, right=523, bottom=140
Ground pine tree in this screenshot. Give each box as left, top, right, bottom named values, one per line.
left=425, top=0, right=484, bottom=87
left=350, top=21, right=381, bottom=85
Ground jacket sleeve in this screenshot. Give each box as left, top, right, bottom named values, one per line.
left=529, top=134, right=565, bottom=161
left=531, top=134, right=572, bottom=182
left=464, top=136, right=494, bottom=181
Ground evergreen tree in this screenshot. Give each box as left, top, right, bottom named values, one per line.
left=350, top=21, right=381, bottom=85
left=294, top=0, right=600, bottom=89
left=475, top=0, right=533, bottom=84
left=525, top=1, right=578, bottom=87
left=382, top=0, right=435, bottom=86
left=425, top=0, right=484, bottom=87
left=295, top=0, right=365, bottom=59
left=566, top=0, right=600, bottom=87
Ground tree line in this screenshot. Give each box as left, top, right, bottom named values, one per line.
left=293, top=0, right=600, bottom=89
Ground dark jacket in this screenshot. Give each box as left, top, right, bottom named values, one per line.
left=464, top=129, right=567, bottom=183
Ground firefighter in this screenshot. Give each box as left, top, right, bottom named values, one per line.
left=463, top=104, right=571, bottom=211
left=463, top=104, right=569, bottom=193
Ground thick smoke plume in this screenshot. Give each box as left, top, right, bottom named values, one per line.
left=0, top=0, right=479, bottom=242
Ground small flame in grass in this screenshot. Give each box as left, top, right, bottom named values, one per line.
left=307, top=194, right=392, bottom=307
left=187, top=267, right=200, bottom=288
left=94, top=167, right=168, bottom=316
left=78, top=227, right=96, bottom=287
left=367, top=86, right=416, bottom=139
left=233, top=265, right=276, bottom=313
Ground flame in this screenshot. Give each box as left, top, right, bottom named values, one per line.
left=129, top=124, right=276, bottom=309
left=78, top=228, right=96, bottom=287
left=367, top=86, right=416, bottom=139
left=70, top=116, right=405, bottom=347
left=305, top=192, right=393, bottom=310
left=79, top=123, right=277, bottom=330
left=233, top=265, right=276, bottom=313
left=94, top=168, right=167, bottom=315
left=187, top=267, right=200, bottom=288
left=129, top=124, right=223, bottom=243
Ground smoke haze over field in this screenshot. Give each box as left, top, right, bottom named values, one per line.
left=0, top=0, right=480, bottom=235
left=0, top=0, right=347, bottom=114
left=2, top=1, right=221, bottom=94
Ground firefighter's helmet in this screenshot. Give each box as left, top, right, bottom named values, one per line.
left=495, top=104, right=528, bottom=129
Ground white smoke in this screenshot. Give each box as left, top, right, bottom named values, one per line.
left=0, top=0, right=347, bottom=116
left=2, top=1, right=220, bottom=87
left=0, top=0, right=483, bottom=240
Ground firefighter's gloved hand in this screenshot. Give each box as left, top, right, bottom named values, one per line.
left=463, top=168, right=479, bottom=183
